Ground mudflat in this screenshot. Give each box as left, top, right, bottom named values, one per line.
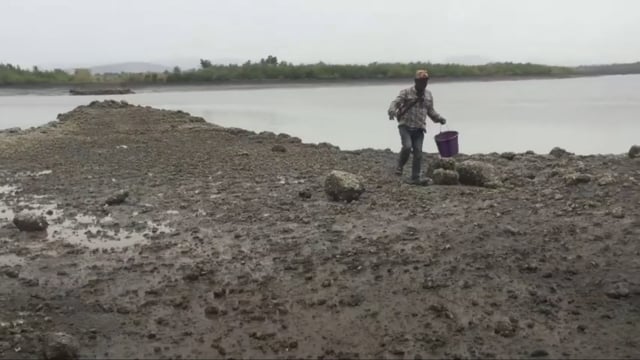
left=0, top=100, right=638, bottom=359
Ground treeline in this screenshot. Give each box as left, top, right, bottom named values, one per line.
left=2, top=57, right=640, bottom=86
left=0, top=64, right=72, bottom=85
left=575, top=62, right=640, bottom=75
left=166, top=57, right=576, bottom=83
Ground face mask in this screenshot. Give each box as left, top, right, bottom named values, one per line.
left=415, top=77, right=428, bottom=92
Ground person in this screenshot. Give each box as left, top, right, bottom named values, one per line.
left=387, top=69, right=446, bottom=185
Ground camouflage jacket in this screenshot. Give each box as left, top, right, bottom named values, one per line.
left=387, top=87, right=443, bottom=129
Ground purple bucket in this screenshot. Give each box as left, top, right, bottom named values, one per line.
left=434, top=130, right=459, bottom=157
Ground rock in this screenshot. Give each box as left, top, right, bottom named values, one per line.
left=494, top=319, right=517, bottom=338
left=298, top=189, right=312, bottom=199
left=204, top=305, right=221, bottom=317
left=550, top=147, right=573, bottom=157
left=429, top=158, right=457, bottom=174
left=564, top=173, right=592, bottom=185
left=628, top=145, right=640, bottom=159
left=432, top=169, right=459, bottom=185
left=99, top=217, right=117, bottom=227
left=605, top=283, right=630, bottom=299
left=1, top=127, right=22, bottom=134
left=13, top=211, right=48, bottom=232
left=271, top=145, right=287, bottom=153
left=500, top=152, right=516, bottom=160
left=597, top=174, right=615, bottom=186
left=104, top=190, right=129, bottom=206
left=42, top=332, right=79, bottom=360
left=456, top=161, right=502, bottom=188
left=611, top=207, right=625, bottom=219
left=324, top=170, right=365, bottom=202
left=530, top=349, right=549, bottom=358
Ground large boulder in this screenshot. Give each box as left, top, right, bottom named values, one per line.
left=564, top=173, right=592, bottom=186
left=13, top=212, right=48, bottom=232
left=324, top=170, right=365, bottom=202
left=550, top=147, right=573, bottom=158
left=432, top=169, right=459, bottom=185
left=42, top=332, right=79, bottom=360
left=426, top=157, right=457, bottom=178
left=456, top=161, right=502, bottom=188
left=430, top=157, right=456, bottom=171
left=629, top=145, right=640, bottom=159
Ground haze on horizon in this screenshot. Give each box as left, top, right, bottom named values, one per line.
left=1, top=0, right=639, bottom=70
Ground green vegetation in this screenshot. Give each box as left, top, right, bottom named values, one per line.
left=2, top=56, right=639, bottom=87
left=165, top=57, right=576, bottom=83
left=0, top=64, right=72, bottom=85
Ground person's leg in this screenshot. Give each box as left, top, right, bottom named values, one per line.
left=396, top=126, right=412, bottom=175
left=410, top=129, right=425, bottom=180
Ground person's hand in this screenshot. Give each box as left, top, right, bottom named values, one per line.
left=438, top=117, right=447, bottom=125
left=388, top=112, right=396, bottom=120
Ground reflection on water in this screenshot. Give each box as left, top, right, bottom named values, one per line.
left=1, top=75, right=640, bottom=154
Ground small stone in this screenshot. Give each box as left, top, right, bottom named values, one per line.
left=3, top=269, right=19, bottom=278
left=271, top=145, right=287, bottom=153
left=204, top=305, right=222, bottom=317
left=530, top=349, right=549, bottom=358
left=104, top=190, right=129, bottom=206
left=577, top=324, right=587, bottom=333
left=605, top=283, right=630, bottom=299
left=494, top=319, right=517, bottom=338
left=597, top=174, right=615, bottom=186
left=628, top=145, right=640, bottom=159
left=500, top=152, right=516, bottom=160
left=298, top=189, right=312, bottom=199
left=564, top=173, right=592, bottom=185
left=42, top=332, right=79, bottom=360
left=13, top=212, right=48, bottom=232
left=504, top=225, right=521, bottom=236
left=611, top=207, right=625, bottom=219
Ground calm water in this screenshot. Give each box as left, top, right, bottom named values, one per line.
left=1, top=75, right=639, bottom=154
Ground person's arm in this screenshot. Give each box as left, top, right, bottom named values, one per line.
left=427, top=94, right=446, bottom=124
left=388, top=90, right=407, bottom=120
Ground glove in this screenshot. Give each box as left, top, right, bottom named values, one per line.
left=438, top=117, right=447, bottom=125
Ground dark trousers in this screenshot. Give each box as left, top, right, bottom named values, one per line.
left=397, top=125, right=424, bottom=180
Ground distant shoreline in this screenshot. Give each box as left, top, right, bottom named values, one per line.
left=0, top=73, right=626, bottom=95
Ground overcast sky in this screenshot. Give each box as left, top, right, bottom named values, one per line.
left=2, top=0, right=639, bottom=69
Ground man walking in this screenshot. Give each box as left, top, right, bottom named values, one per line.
left=388, top=69, right=446, bottom=185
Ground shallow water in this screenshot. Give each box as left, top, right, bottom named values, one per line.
left=2, top=75, right=640, bottom=154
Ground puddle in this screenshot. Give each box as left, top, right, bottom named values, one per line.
left=47, top=214, right=174, bottom=250
left=15, top=170, right=52, bottom=178
left=0, top=254, right=25, bottom=266
left=0, top=193, right=173, bottom=249
left=49, top=223, right=149, bottom=250
left=0, top=185, right=18, bottom=196
left=0, top=202, right=61, bottom=222
left=0, top=204, right=15, bottom=222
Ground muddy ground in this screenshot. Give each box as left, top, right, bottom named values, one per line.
left=0, top=100, right=638, bottom=359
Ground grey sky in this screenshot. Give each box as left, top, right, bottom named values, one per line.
left=2, top=0, right=639, bottom=69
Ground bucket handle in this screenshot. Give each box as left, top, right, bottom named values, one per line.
left=439, top=124, right=449, bottom=133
